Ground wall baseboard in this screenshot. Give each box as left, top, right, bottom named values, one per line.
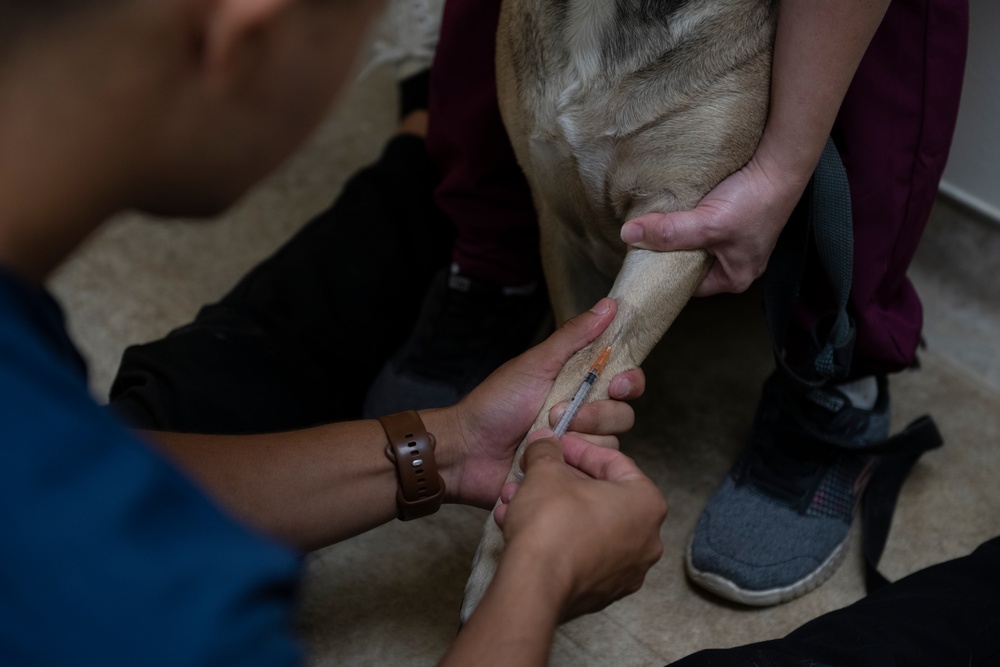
left=938, top=181, right=1000, bottom=227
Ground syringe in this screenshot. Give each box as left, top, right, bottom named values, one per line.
left=553, top=346, right=612, bottom=437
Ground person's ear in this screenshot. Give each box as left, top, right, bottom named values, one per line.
left=198, top=0, right=298, bottom=95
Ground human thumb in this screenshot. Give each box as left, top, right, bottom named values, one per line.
left=620, top=209, right=708, bottom=252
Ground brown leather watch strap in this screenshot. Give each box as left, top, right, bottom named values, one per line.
left=378, top=410, right=445, bottom=521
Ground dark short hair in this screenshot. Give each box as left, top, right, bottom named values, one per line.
left=0, top=1, right=118, bottom=43
left=2, top=1, right=90, bottom=21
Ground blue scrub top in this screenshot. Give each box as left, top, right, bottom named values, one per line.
left=0, top=266, right=303, bottom=666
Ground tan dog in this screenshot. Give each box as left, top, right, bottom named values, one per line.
left=461, top=0, right=778, bottom=621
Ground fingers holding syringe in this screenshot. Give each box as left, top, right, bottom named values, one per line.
left=547, top=368, right=645, bottom=443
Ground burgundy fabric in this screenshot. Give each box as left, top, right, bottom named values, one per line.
left=426, top=0, right=968, bottom=374
left=795, top=0, right=969, bottom=376
left=425, top=0, right=541, bottom=287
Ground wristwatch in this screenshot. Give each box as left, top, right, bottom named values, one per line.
left=378, top=410, right=446, bottom=521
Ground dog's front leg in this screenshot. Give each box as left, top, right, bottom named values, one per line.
left=460, top=247, right=711, bottom=623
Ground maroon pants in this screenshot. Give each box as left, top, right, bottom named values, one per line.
left=426, top=0, right=968, bottom=376
left=425, top=0, right=539, bottom=288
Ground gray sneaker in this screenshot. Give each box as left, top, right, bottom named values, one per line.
left=686, top=372, right=890, bottom=606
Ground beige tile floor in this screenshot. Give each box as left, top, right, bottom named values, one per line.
left=48, top=66, right=1000, bottom=666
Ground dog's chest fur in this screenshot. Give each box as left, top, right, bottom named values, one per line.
left=503, top=0, right=776, bottom=267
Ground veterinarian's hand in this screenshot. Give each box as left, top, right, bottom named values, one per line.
left=619, top=151, right=810, bottom=297
left=443, top=298, right=646, bottom=509
left=493, top=431, right=667, bottom=621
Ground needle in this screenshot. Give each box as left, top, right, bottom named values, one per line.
left=553, top=346, right=612, bottom=437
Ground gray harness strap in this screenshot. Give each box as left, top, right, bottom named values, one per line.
left=762, top=136, right=942, bottom=594
left=764, top=136, right=856, bottom=389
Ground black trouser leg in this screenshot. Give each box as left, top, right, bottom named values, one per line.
left=110, top=136, right=453, bottom=433
left=673, top=536, right=1000, bottom=666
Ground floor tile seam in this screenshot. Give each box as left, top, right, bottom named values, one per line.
left=913, top=347, right=1000, bottom=402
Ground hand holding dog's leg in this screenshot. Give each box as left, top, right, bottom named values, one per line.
left=444, top=298, right=644, bottom=508
left=457, top=299, right=645, bottom=623
left=620, top=0, right=891, bottom=297
left=454, top=296, right=645, bottom=624
left=493, top=433, right=667, bottom=619
left=461, top=246, right=708, bottom=621
left=445, top=434, right=666, bottom=666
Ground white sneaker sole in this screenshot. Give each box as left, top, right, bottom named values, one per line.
left=684, top=533, right=851, bottom=607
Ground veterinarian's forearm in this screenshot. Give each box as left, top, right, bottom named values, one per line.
left=440, top=545, right=564, bottom=667
left=141, top=407, right=464, bottom=551
left=757, top=0, right=890, bottom=182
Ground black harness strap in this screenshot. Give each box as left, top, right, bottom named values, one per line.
left=862, top=416, right=944, bottom=592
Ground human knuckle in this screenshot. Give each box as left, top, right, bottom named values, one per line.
left=655, top=495, right=668, bottom=520
left=651, top=221, right=675, bottom=247
left=641, top=488, right=668, bottom=521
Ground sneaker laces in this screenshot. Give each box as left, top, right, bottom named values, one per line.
left=359, top=0, right=444, bottom=79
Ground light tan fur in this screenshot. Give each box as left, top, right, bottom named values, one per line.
left=461, top=0, right=778, bottom=621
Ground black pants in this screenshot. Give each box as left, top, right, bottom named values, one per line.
left=109, top=136, right=453, bottom=433
left=673, top=536, right=1000, bottom=666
